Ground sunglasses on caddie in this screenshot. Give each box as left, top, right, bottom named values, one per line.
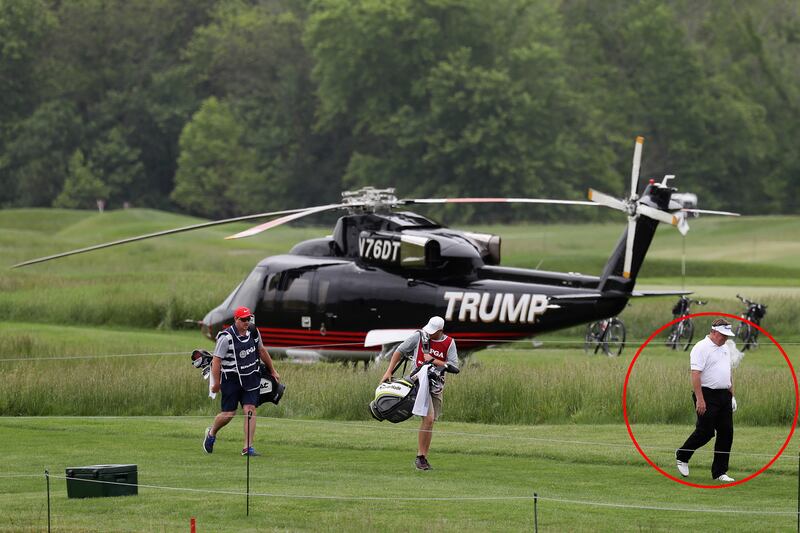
left=237, top=316, right=252, bottom=322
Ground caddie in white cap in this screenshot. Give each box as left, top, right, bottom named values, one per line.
left=380, top=315, right=458, bottom=471
left=422, top=316, right=445, bottom=335
left=676, top=318, right=737, bottom=482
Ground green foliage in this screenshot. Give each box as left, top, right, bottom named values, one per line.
left=183, top=0, right=346, bottom=212
left=307, top=0, right=610, bottom=221
left=2, top=0, right=214, bottom=209
left=0, top=100, right=83, bottom=206
left=0, top=0, right=54, bottom=123
left=88, top=127, right=145, bottom=206
left=1, top=0, right=799, bottom=218
left=171, top=96, right=261, bottom=217
left=53, top=150, right=109, bottom=209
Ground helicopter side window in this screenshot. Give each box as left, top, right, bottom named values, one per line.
left=281, top=271, right=313, bottom=313
left=317, top=279, right=330, bottom=313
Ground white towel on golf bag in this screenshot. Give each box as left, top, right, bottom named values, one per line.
left=726, top=340, right=745, bottom=369
left=412, top=364, right=433, bottom=417
left=204, top=367, right=218, bottom=400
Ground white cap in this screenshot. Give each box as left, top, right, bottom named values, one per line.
left=712, top=324, right=735, bottom=337
left=422, top=316, right=445, bottom=335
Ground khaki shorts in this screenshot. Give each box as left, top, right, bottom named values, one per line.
left=427, top=389, right=443, bottom=421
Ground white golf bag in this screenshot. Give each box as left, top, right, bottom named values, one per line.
left=369, top=378, right=418, bottom=423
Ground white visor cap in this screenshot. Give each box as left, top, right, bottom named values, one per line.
left=712, top=324, right=736, bottom=337
left=422, top=316, right=445, bottom=335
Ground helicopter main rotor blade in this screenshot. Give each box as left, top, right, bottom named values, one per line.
left=403, top=198, right=596, bottom=206
left=681, top=208, right=740, bottom=217
left=630, top=136, right=644, bottom=200
left=11, top=207, right=313, bottom=268
left=225, top=203, right=349, bottom=240
left=587, top=189, right=626, bottom=212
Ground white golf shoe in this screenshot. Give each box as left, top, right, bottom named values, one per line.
left=676, top=460, right=689, bottom=477
left=716, top=474, right=735, bottom=482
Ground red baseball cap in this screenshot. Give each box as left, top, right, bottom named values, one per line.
left=233, top=306, right=253, bottom=319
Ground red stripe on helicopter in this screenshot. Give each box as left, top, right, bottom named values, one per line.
left=256, top=327, right=533, bottom=349
left=258, top=327, right=530, bottom=340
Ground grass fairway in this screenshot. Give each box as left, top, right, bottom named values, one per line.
left=1, top=417, right=797, bottom=532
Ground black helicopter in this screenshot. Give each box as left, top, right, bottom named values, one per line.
left=14, top=137, right=738, bottom=363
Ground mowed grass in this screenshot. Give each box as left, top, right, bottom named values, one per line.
left=0, top=417, right=798, bottom=532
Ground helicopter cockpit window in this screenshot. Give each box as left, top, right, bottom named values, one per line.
left=220, top=281, right=242, bottom=309
left=230, top=267, right=266, bottom=311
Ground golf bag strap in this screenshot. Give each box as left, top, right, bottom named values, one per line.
left=391, top=354, right=410, bottom=376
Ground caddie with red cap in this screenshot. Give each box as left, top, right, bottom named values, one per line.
left=234, top=306, right=253, bottom=319
left=379, top=315, right=459, bottom=471
left=203, top=305, right=279, bottom=457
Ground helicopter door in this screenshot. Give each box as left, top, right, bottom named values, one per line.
left=315, top=270, right=339, bottom=336
left=271, top=269, right=316, bottom=331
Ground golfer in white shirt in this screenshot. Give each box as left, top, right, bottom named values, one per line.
left=676, top=318, right=737, bottom=482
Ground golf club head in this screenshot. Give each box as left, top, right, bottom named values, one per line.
left=191, top=349, right=213, bottom=369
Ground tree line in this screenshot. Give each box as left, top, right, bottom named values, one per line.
left=1, top=0, right=797, bottom=222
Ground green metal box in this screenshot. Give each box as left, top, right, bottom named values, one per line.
left=65, top=464, right=138, bottom=499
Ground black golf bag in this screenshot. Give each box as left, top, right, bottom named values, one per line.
left=257, top=361, right=286, bottom=406
left=672, top=297, right=688, bottom=317
left=369, top=378, right=418, bottom=423
left=750, top=303, right=767, bottom=322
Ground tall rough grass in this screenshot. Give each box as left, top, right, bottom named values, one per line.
left=1, top=349, right=794, bottom=426
left=550, top=294, right=800, bottom=344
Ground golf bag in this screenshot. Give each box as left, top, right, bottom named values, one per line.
left=190, top=349, right=213, bottom=377
left=257, top=361, right=286, bottom=406
left=369, top=378, right=418, bottom=423
left=750, top=303, right=767, bottom=322
left=191, top=350, right=285, bottom=405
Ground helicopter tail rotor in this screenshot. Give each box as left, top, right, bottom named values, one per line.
left=590, top=136, right=740, bottom=283
left=588, top=137, right=680, bottom=279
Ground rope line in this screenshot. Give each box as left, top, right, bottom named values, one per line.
left=39, top=474, right=798, bottom=515
left=0, top=351, right=188, bottom=362
left=2, top=415, right=794, bottom=461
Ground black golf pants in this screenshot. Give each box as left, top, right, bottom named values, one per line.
left=676, top=387, right=733, bottom=479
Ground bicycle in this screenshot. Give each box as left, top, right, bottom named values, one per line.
left=584, top=317, right=626, bottom=356
left=665, top=296, right=707, bottom=351
left=735, top=294, right=767, bottom=351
